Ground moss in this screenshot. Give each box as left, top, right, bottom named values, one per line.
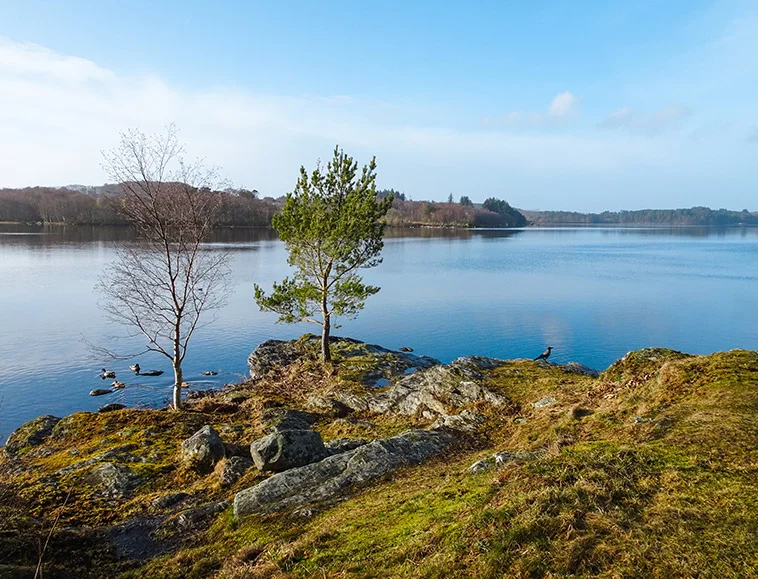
left=1, top=347, right=757, bottom=578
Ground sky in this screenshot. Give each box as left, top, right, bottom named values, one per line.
left=0, top=0, right=756, bottom=211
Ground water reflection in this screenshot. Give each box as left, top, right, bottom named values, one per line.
left=0, top=224, right=757, bottom=441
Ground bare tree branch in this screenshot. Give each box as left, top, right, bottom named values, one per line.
left=98, top=126, right=231, bottom=409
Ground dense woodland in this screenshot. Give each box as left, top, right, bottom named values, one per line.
left=523, top=207, right=758, bottom=226
left=2, top=185, right=756, bottom=228
left=0, top=186, right=280, bottom=227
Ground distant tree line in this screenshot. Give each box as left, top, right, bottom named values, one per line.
left=385, top=196, right=526, bottom=228
left=0, top=186, right=282, bottom=226
left=522, top=207, right=758, bottom=227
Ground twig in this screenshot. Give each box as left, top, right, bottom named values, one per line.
left=34, top=488, right=73, bottom=579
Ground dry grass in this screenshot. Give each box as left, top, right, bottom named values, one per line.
left=1, top=347, right=757, bottom=578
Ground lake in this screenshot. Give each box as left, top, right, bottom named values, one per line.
left=1, top=224, right=757, bottom=441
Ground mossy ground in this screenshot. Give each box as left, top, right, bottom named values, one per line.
left=1, top=346, right=756, bottom=578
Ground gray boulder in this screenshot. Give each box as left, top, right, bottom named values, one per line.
left=250, top=429, right=328, bottom=472
left=234, top=429, right=453, bottom=517
left=99, top=403, right=126, bottom=413
left=181, top=425, right=225, bottom=473
left=220, top=456, right=254, bottom=487
left=324, top=438, right=368, bottom=455
left=83, top=462, right=141, bottom=497
left=248, top=339, right=302, bottom=380
left=4, top=415, right=60, bottom=457
left=337, top=357, right=510, bottom=418
left=89, top=389, right=112, bottom=396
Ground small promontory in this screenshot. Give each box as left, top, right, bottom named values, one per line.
left=1, top=336, right=756, bottom=578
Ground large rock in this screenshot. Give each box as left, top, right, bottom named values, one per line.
left=337, top=357, right=510, bottom=419
left=234, top=429, right=454, bottom=517
left=4, top=415, right=60, bottom=457
left=83, top=462, right=141, bottom=497
left=181, top=425, right=225, bottom=473
left=248, top=339, right=302, bottom=380
left=250, top=430, right=328, bottom=472
left=261, top=408, right=318, bottom=433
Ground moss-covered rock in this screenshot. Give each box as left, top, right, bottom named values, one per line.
left=3, top=414, right=60, bottom=457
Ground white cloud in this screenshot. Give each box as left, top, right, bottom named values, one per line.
left=0, top=37, right=754, bottom=212
left=597, top=105, right=692, bottom=136
left=0, top=37, right=114, bottom=83
left=484, top=91, right=580, bottom=128
left=547, top=91, right=579, bottom=118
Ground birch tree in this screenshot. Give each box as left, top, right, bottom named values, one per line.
left=98, top=126, right=230, bottom=409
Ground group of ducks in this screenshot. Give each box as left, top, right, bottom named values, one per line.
left=100, top=364, right=220, bottom=389
left=100, top=364, right=164, bottom=389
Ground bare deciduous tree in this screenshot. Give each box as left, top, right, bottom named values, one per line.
left=98, top=126, right=230, bottom=409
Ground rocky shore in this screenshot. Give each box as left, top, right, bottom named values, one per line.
left=1, top=336, right=756, bottom=578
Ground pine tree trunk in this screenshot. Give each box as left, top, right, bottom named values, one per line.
left=321, top=313, right=331, bottom=363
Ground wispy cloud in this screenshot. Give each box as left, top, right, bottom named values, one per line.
left=0, top=36, right=754, bottom=211
left=597, top=105, right=692, bottom=136
left=484, top=91, right=580, bottom=128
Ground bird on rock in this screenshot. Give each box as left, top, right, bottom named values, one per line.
left=534, top=346, right=553, bottom=362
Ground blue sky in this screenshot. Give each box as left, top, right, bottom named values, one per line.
left=0, top=0, right=756, bottom=211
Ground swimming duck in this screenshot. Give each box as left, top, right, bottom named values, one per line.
left=129, top=364, right=141, bottom=374
left=100, top=368, right=116, bottom=379
left=201, top=371, right=218, bottom=376
left=112, top=380, right=126, bottom=389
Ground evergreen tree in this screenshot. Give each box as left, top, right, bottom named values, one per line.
left=255, top=146, right=393, bottom=362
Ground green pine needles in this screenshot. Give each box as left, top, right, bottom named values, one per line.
left=254, top=146, right=393, bottom=362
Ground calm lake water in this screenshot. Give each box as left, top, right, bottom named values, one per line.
left=1, top=224, right=757, bottom=440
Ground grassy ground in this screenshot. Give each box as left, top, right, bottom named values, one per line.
left=1, top=346, right=756, bottom=578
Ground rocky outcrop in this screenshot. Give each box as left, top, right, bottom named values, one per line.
left=234, top=429, right=454, bottom=517
left=248, top=336, right=439, bottom=385
left=83, top=462, right=141, bottom=497
left=181, top=425, right=225, bottom=474
left=250, top=429, right=328, bottom=472
left=3, top=415, right=60, bottom=457
left=99, top=403, right=126, bottom=413
left=337, top=357, right=511, bottom=419
left=248, top=339, right=303, bottom=380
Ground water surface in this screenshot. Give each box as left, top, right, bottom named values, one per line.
left=1, top=224, right=757, bottom=440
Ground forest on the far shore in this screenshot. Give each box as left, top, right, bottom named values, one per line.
left=1, top=185, right=756, bottom=228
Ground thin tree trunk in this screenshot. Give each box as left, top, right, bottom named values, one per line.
left=321, top=270, right=332, bottom=363
left=172, top=360, right=183, bottom=410
left=172, top=320, right=183, bottom=409
left=321, top=313, right=331, bottom=362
